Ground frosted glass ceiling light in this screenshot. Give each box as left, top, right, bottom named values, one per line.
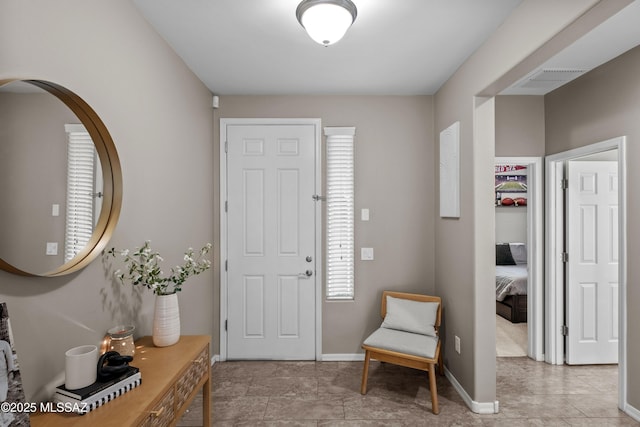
left=296, top=0, right=357, bottom=46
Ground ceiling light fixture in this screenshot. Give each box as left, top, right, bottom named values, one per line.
left=296, top=0, right=357, bottom=47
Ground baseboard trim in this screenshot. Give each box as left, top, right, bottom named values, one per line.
left=625, top=402, right=640, bottom=422
left=321, top=353, right=365, bottom=361
left=211, top=354, right=364, bottom=363
left=444, top=367, right=499, bottom=414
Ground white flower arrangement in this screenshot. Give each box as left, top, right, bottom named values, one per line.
left=107, top=241, right=212, bottom=295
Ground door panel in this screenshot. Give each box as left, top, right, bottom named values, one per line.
left=226, top=123, right=316, bottom=360
left=566, top=160, right=618, bottom=364
left=243, top=169, right=265, bottom=255
left=279, top=276, right=300, bottom=337
left=244, top=275, right=265, bottom=337
left=578, top=283, right=597, bottom=341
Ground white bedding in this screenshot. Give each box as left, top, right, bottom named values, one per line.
left=495, top=264, right=528, bottom=302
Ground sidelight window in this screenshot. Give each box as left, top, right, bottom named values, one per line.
left=325, top=127, right=356, bottom=300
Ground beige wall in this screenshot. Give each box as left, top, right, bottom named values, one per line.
left=433, top=0, right=626, bottom=404
left=0, top=0, right=215, bottom=400
left=495, top=95, right=545, bottom=157
left=2, top=0, right=638, bottom=415
left=545, top=44, right=640, bottom=409
left=215, top=96, right=435, bottom=355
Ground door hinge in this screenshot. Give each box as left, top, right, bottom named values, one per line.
left=225, top=319, right=228, bottom=331
left=562, top=325, right=568, bottom=336
left=561, top=178, right=569, bottom=190
left=225, top=260, right=228, bottom=271
left=225, top=140, right=228, bottom=153
left=562, top=252, right=569, bottom=263
left=225, top=200, right=228, bottom=212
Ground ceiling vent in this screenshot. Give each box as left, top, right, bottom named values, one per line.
left=516, top=68, right=588, bottom=89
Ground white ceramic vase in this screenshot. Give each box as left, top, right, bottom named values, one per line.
left=152, top=293, right=180, bottom=347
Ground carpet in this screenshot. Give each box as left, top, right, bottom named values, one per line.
left=496, top=314, right=527, bottom=357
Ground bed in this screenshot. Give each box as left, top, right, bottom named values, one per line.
left=495, top=243, right=528, bottom=323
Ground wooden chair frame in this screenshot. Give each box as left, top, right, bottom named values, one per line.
left=361, top=291, right=444, bottom=414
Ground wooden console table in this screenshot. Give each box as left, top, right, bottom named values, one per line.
left=31, top=335, right=211, bottom=427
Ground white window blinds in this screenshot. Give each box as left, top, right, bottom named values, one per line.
left=325, top=127, right=356, bottom=300
left=64, top=124, right=97, bottom=262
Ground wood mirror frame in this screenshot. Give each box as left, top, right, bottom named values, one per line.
left=0, top=79, right=122, bottom=276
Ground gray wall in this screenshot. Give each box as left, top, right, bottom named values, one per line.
left=545, top=44, right=640, bottom=409
left=0, top=0, right=215, bottom=400
left=214, top=95, right=435, bottom=355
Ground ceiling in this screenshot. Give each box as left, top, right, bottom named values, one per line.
left=133, top=0, right=640, bottom=96
left=502, top=0, right=640, bottom=95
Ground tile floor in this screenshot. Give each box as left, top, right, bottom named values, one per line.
left=178, top=358, right=638, bottom=426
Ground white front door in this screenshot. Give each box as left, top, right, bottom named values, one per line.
left=566, top=160, right=618, bottom=364
left=225, top=121, right=318, bottom=360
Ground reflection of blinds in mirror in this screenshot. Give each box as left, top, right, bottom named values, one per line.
left=325, top=127, right=356, bottom=300
left=64, top=124, right=96, bottom=263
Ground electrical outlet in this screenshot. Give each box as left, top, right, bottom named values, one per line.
left=455, top=335, right=461, bottom=354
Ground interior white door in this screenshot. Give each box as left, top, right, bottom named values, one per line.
left=566, top=160, right=618, bottom=365
left=226, top=123, right=317, bottom=360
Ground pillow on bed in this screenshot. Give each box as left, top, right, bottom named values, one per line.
left=509, top=243, right=527, bottom=265
left=381, top=296, right=438, bottom=337
left=496, top=243, right=516, bottom=265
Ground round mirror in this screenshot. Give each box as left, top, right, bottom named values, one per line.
left=0, top=79, right=122, bottom=276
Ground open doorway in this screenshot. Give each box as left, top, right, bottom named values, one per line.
left=545, top=137, right=627, bottom=408
left=494, top=157, right=544, bottom=361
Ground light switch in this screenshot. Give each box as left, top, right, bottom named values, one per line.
left=46, top=242, right=58, bottom=256
left=52, top=204, right=60, bottom=217
left=361, top=247, right=374, bottom=261
left=361, top=208, right=370, bottom=221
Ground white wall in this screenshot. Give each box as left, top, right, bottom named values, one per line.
left=495, top=208, right=527, bottom=244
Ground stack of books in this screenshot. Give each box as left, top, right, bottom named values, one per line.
left=54, top=366, right=141, bottom=414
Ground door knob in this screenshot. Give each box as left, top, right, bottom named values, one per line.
left=306, top=256, right=313, bottom=262
left=298, top=270, right=313, bottom=278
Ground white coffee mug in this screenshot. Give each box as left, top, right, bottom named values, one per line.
left=65, top=345, right=98, bottom=389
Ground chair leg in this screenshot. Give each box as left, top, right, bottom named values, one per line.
left=428, top=363, right=439, bottom=414
left=438, top=350, right=444, bottom=376
left=360, top=350, right=371, bottom=394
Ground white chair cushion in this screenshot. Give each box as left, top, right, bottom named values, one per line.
left=381, top=296, right=438, bottom=337
left=363, top=327, right=439, bottom=359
